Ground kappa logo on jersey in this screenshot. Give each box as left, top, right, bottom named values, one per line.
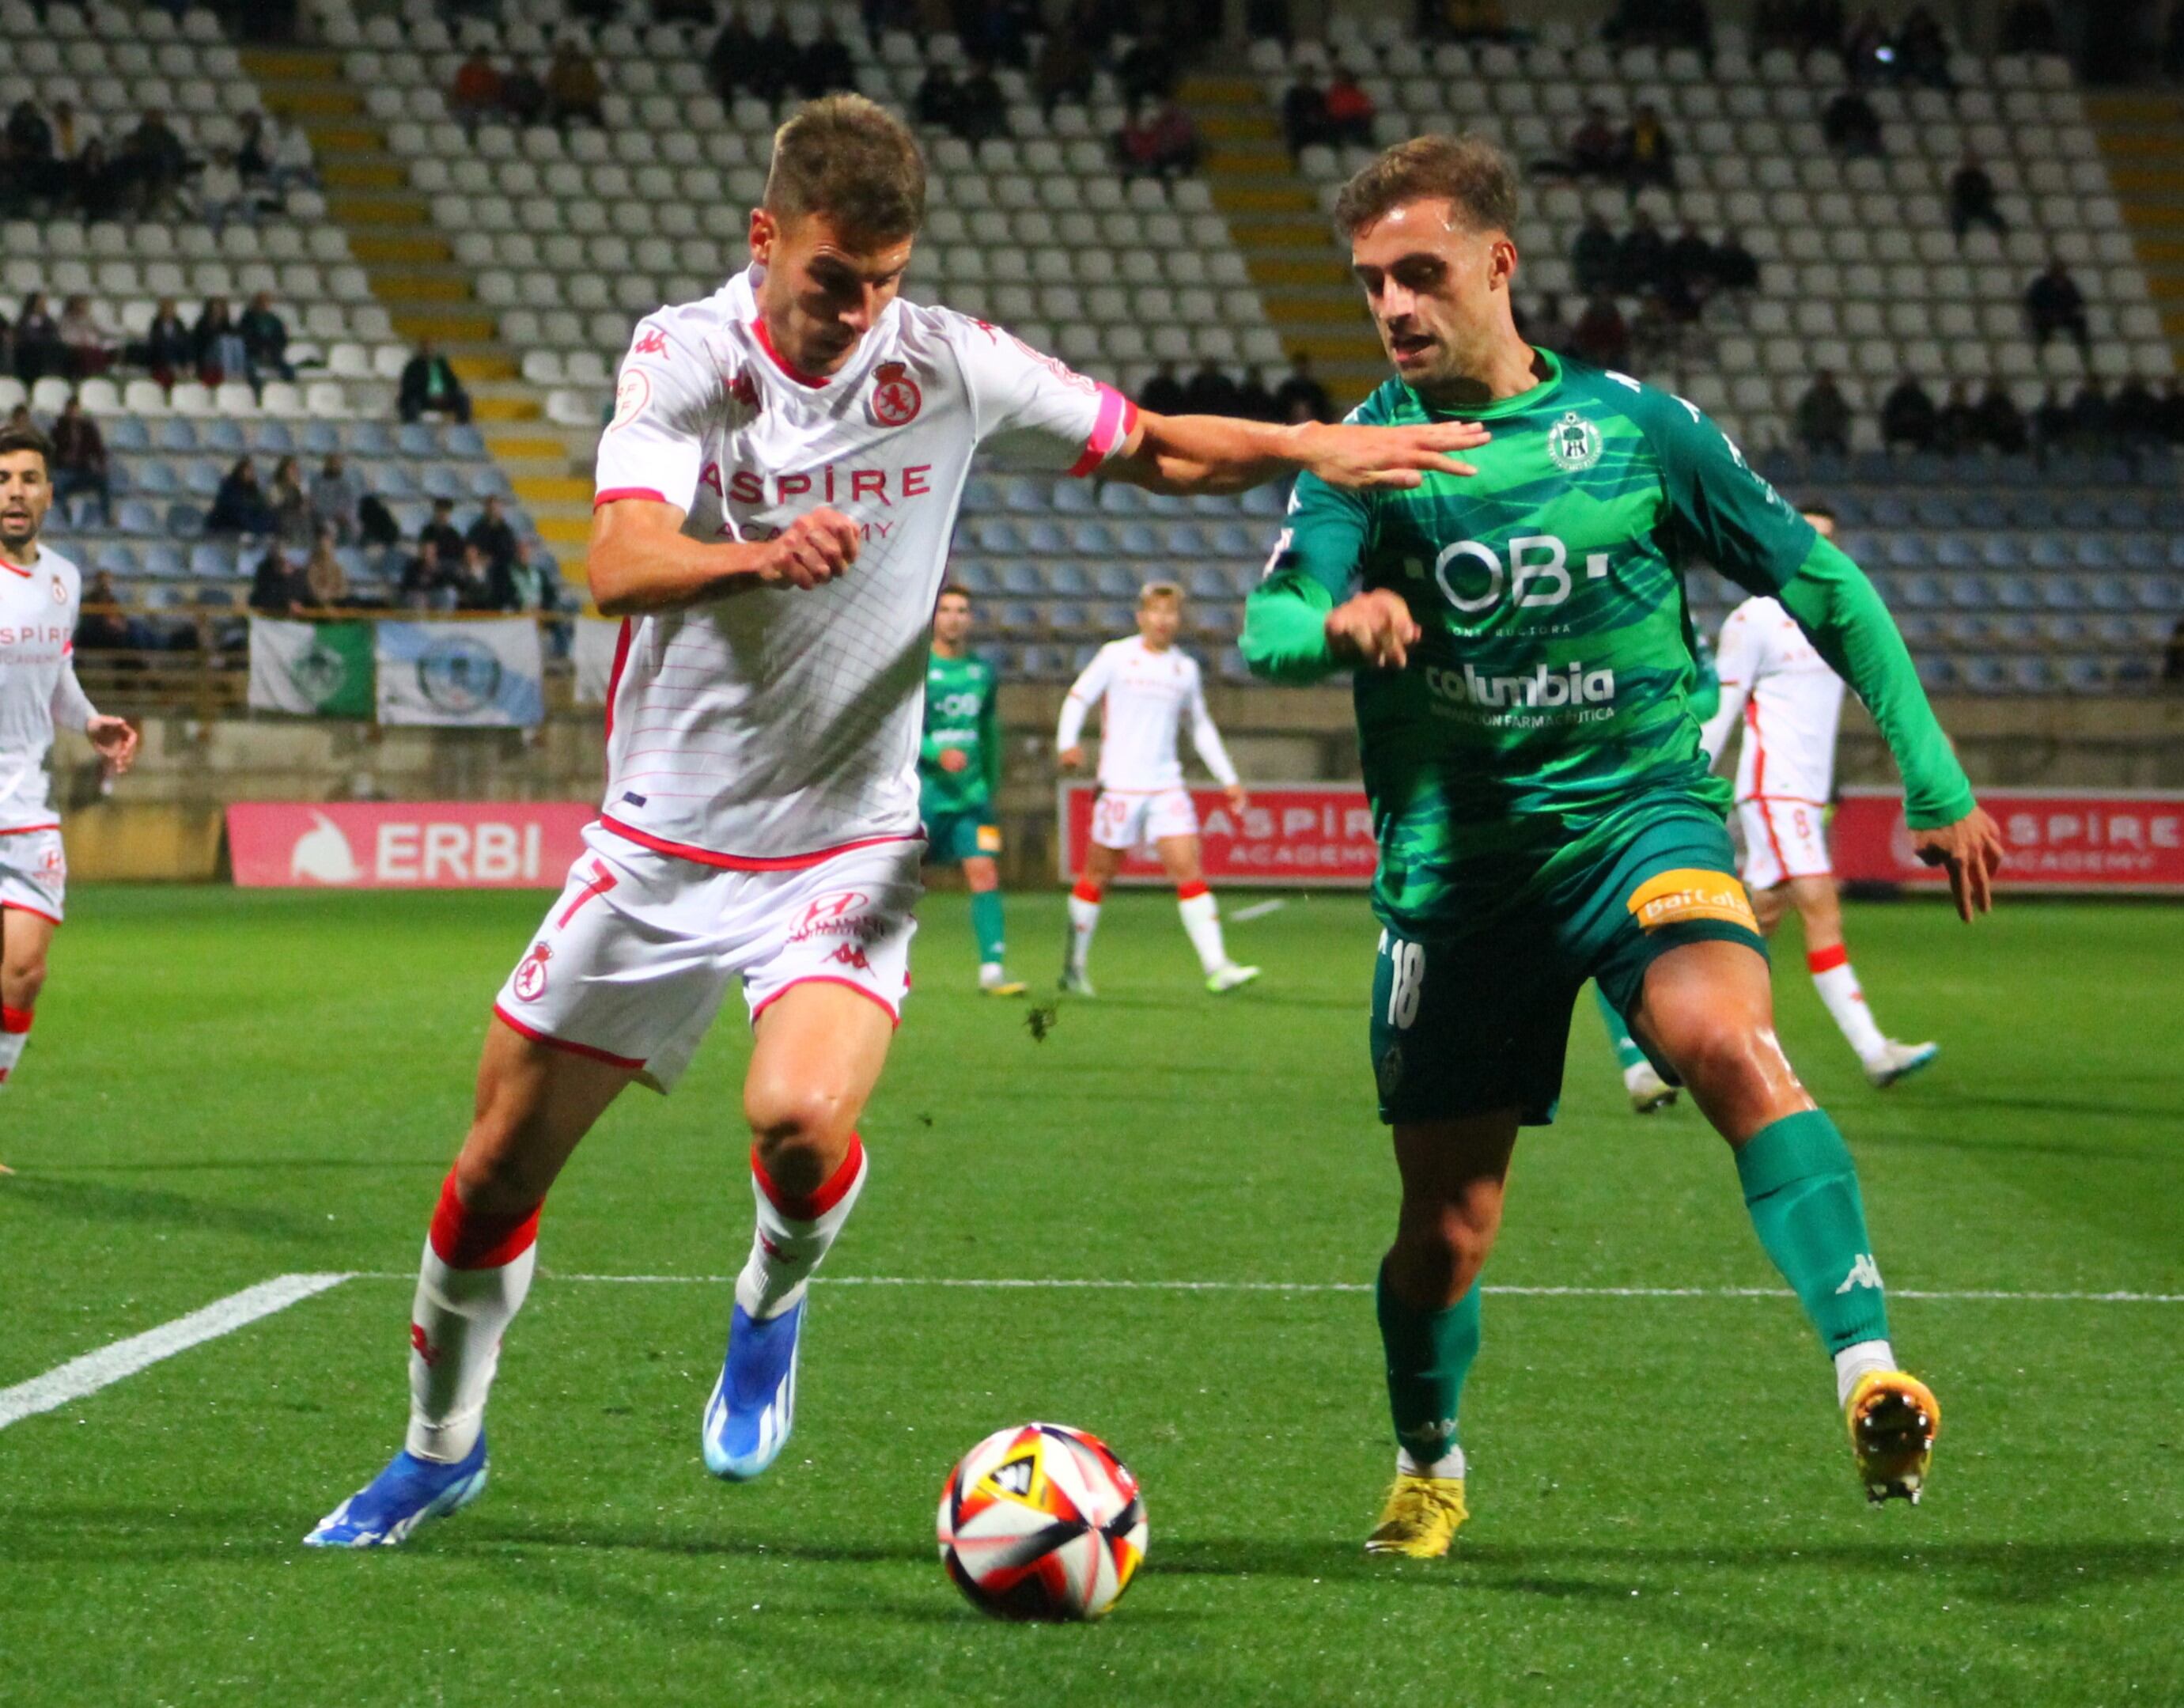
left=513, top=941, right=552, bottom=1002
left=726, top=367, right=759, bottom=412
left=1546, top=410, right=1603, bottom=473
left=631, top=324, right=668, bottom=357
left=869, top=361, right=922, bottom=426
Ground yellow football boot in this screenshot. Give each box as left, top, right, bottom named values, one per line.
left=1845, top=1370, right=1941, bottom=1504
left=1365, top=1473, right=1469, bottom=1558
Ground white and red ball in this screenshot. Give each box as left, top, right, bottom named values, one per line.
left=937, top=1422, right=1148, bottom=1621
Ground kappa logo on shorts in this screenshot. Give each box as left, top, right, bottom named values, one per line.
left=830, top=942, right=873, bottom=973
left=513, top=941, right=552, bottom=1002
left=38, top=843, right=63, bottom=880
left=1626, top=868, right=1759, bottom=934
left=869, top=361, right=922, bottom=427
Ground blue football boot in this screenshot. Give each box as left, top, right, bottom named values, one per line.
left=702, top=1297, right=804, bottom=1481
left=304, top=1435, right=489, bottom=1547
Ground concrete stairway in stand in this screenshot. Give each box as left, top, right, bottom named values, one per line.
left=2087, top=90, right=2184, bottom=367
left=1180, top=73, right=1383, bottom=409
left=237, top=47, right=596, bottom=581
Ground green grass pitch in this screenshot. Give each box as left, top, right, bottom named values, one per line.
left=2, top=886, right=2179, bottom=1706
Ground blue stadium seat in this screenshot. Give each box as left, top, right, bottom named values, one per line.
left=1186, top=566, right=1227, bottom=600
left=1240, top=483, right=1287, bottom=517
left=1096, top=482, right=1148, bottom=516
left=2122, top=535, right=2163, bottom=572
left=951, top=558, right=998, bottom=595
left=2008, top=657, right=2054, bottom=694
left=998, top=560, right=1043, bottom=596
left=1208, top=521, right=1255, bottom=556
left=188, top=542, right=233, bottom=578
left=994, top=600, right=1040, bottom=634
left=2104, top=494, right=2150, bottom=529
left=1894, top=612, right=1941, bottom=647
left=1047, top=559, right=1092, bottom=596
left=2056, top=496, right=2103, bottom=532
left=348, top=421, right=394, bottom=456
left=444, top=425, right=486, bottom=458
left=1883, top=534, right=1925, bottom=570
left=973, top=517, right=1021, bottom=554
left=1961, top=654, right=2009, bottom=692
left=115, top=498, right=161, bottom=536
left=1977, top=533, right=2023, bottom=569
left=107, top=415, right=150, bottom=452
left=131, top=460, right=178, bottom=495
left=1002, top=476, right=1046, bottom=512
left=2062, top=657, right=2110, bottom=694
left=201, top=419, right=246, bottom=454
left=94, top=542, right=138, bottom=578
left=1161, top=521, right=1205, bottom=556
left=2040, top=614, right=2091, bottom=647
left=396, top=422, right=439, bottom=458
left=252, top=420, right=294, bottom=454
left=1900, top=573, right=1947, bottom=609
left=300, top=421, right=342, bottom=456
left=1868, top=493, right=1912, bottom=528
left=1092, top=562, right=1138, bottom=598
left=155, top=418, right=199, bottom=452
left=139, top=543, right=186, bottom=578
left=468, top=464, right=510, bottom=498
left=1911, top=494, right=1959, bottom=529
left=2026, top=536, right=2070, bottom=571
left=420, top=464, right=467, bottom=502
left=1043, top=600, right=1088, bottom=634
left=184, top=460, right=223, bottom=498
left=1068, top=521, right=1114, bottom=556
left=165, top=502, right=205, bottom=536
left=1915, top=655, right=1956, bottom=693
left=1022, top=520, right=1068, bottom=555
left=1994, top=575, right=2038, bottom=610
left=374, top=461, right=421, bottom=499
left=1142, top=490, right=1189, bottom=517
left=2139, top=577, right=2184, bottom=612
left=1943, top=574, right=1988, bottom=610
left=1050, top=481, right=1096, bottom=516
left=1115, top=521, right=1159, bottom=556
left=960, top=476, right=1000, bottom=514
left=1092, top=601, right=1134, bottom=633
left=2040, top=576, right=2087, bottom=611
left=1932, top=534, right=1974, bottom=570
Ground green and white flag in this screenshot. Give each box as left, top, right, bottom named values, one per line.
left=376, top=618, right=546, bottom=727
left=248, top=618, right=375, bottom=718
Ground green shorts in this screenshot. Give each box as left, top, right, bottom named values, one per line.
left=1367, top=809, right=1767, bottom=1127
left=922, top=808, right=1001, bottom=866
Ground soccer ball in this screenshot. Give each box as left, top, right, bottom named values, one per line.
left=937, top=1422, right=1148, bottom=1621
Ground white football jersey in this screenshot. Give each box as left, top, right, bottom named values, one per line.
left=1699, top=595, right=1845, bottom=806
left=593, top=267, right=1137, bottom=864
left=1056, top=636, right=1236, bottom=793
left=0, top=543, right=94, bottom=834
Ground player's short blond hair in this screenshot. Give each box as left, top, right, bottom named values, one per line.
left=1332, top=132, right=1520, bottom=240
left=1138, top=580, right=1183, bottom=607
left=763, top=93, right=926, bottom=241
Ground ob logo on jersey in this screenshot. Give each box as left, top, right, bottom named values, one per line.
left=513, top=941, right=552, bottom=1002
left=869, top=361, right=922, bottom=427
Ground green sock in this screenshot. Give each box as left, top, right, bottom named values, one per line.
left=1376, top=1259, right=1482, bottom=1474
left=1735, top=1110, right=1891, bottom=1356
left=970, top=889, right=1007, bottom=965
left=1592, top=985, right=1648, bottom=1072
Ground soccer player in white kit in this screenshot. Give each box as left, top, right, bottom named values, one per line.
left=307, top=95, right=1490, bottom=1547
left=1699, top=508, right=1937, bottom=1089
left=1057, top=581, right=1257, bottom=994
left=0, top=425, right=139, bottom=1134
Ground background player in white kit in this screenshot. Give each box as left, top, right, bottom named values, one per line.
left=1700, top=506, right=1938, bottom=1089
left=307, top=96, right=1490, bottom=1547
left=1057, top=581, right=1257, bottom=995
left=0, top=425, right=139, bottom=1134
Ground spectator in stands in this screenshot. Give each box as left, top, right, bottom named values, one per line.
left=1566, top=104, right=1618, bottom=180
left=1823, top=87, right=1883, bottom=157
left=1116, top=97, right=1198, bottom=180
left=49, top=396, right=111, bottom=525
left=1618, top=102, right=1675, bottom=192
left=70, top=139, right=128, bottom=224
left=2025, top=260, right=2091, bottom=357
left=1948, top=151, right=2005, bottom=243
left=1137, top=360, right=1185, bottom=415
left=76, top=570, right=138, bottom=654
left=263, top=112, right=317, bottom=191
left=358, top=489, right=402, bottom=551
left=2031, top=384, right=2072, bottom=456
left=467, top=494, right=518, bottom=570
left=194, top=297, right=249, bottom=388
left=2164, top=616, right=2184, bottom=687
left=1974, top=381, right=2028, bottom=455
left=2069, top=377, right=2112, bottom=449
left=1234, top=365, right=1277, bottom=422
left=960, top=0, right=1035, bottom=70
left=954, top=60, right=1009, bottom=146
left=2000, top=0, right=2059, bottom=55
left=1795, top=370, right=1853, bottom=454
left=798, top=21, right=858, bottom=97
left=1527, top=291, right=1573, bottom=352
left=421, top=497, right=467, bottom=563
left=2111, top=373, right=2161, bottom=448
left=748, top=18, right=801, bottom=101
left=501, top=59, right=548, bottom=125
left=210, top=456, right=277, bottom=536
left=196, top=148, right=252, bottom=235
left=250, top=543, right=303, bottom=615
left=57, top=294, right=116, bottom=379
left=119, top=108, right=191, bottom=217
left=312, top=453, right=361, bottom=542
left=1281, top=70, right=1328, bottom=157
left=495, top=536, right=566, bottom=620
left=399, top=340, right=472, bottom=425
left=1713, top=229, right=1760, bottom=294
left=1894, top=6, right=1953, bottom=90
left=1570, top=290, right=1629, bottom=369
left=1665, top=222, right=1716, bottom=299
left=451, top=50, right=504, bottom=132
left=1842, top=8, right=1888, bottom=81
left=140, top=298, right=192, bottom=387
left=546, top=40, right=607, bottom=127
left=2159, top=375, right=2184, bottom=442
left=301, top=531, right=350, bottom=611
left=1116, top=33, right=1177, bottom=105
left=1880, top=374, right=1937, bottom=450
left=452, top=541, right=502, bottom=612
left=1274, top=352, right=1332, bottom=423
left=1181, top=358, right=1242, bottom=417
left=1323, top=64, right=1376, bottom=147
left=2, top=100, right=59, bottom=211
left=399, top=538, right=454, bottom=611
left=914, top=64, right=963, bottom=131
left=1933, top=381, right=1979, bottom=456
left=13, top=293, right=66, bottom=384
left=269, top=455, right=312, bottom=547
left=1034, top=21, right=1095, bottom=119
left=237, top=110, right=274, bottom=187
left=654, top=0, right=716, bottom=23
left=706, top=9, right=757, bottom=102
left=1572, top=212, right=1618, bottom=295
left=1629, top=290, right=1679, bottom=372
left=1615, top=208, right=1668, bottom=295
left=240, top=291, right=293, bottom=384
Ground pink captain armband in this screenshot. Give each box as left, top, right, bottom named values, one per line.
left=1066, top=385, right=1139, bottom=478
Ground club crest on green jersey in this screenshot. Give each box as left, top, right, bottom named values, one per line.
left=1546, top=411, right=1603, bottom=473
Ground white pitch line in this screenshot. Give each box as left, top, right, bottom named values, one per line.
left=347, top=1272, right=2184, bottom=1303
left=1227, top=898, right=1289, bottom=923
left=0, top=1271, right=354, bottom=1432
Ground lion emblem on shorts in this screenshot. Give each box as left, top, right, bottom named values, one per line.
left=513, top=941, right=552, bottom=1002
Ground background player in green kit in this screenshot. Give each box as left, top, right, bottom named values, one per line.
left=922, top=585, right=1025, bottom=995
left=1240, top=136, right=2006, bottom=1558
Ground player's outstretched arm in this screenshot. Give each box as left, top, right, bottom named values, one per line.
left=588, top=498, right=860, bottom=615
left=1107, top=412, right=1489, bottom=496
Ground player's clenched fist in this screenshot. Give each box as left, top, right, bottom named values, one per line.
left=762, top=507, right=861, bottom=589
left=1300, top=418, right=1491, bottom=490
left=1325, top=587, right=1421, bottom=669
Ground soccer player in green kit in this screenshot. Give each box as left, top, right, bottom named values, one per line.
left=922, top=585, right=1026, bottom=994
left=1240, top=136, right=2005, bottom=1556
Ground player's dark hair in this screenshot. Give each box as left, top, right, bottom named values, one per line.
left=937, top=583, right=971, bottom=604
left=1332, top=132, right=1521, bottom=240
left=765, top=94, right=926, bottom=241
left=1802, top=502, right=1838, bottom=525
left=0, top=422, right=52, bottom=470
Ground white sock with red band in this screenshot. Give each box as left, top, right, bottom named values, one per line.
left=406, top=1170, right=540, bottom=1464
left=736, top=1135, right=869, bottom=1321
left=1175, top=882, right=1228, bottom=975
left=1066, top=881, right=1102, bottom=977
left=0, top=1004, right=30, bottom=1084
left=1808, top=945, right=1888, bottom=1063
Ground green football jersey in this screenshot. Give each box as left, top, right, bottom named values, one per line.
left=919, top=649, right=1002, bottom=817
left=1242, top=350, right=1973, bottom=934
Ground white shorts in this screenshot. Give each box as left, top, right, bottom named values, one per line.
left=0, top=828, right=66, bottom=925
left=1737, top=797, right=1833, bottom=892
left=1090, top=786, right=1198, bottom=851
left=492, top=823, right=922, bottom=1093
